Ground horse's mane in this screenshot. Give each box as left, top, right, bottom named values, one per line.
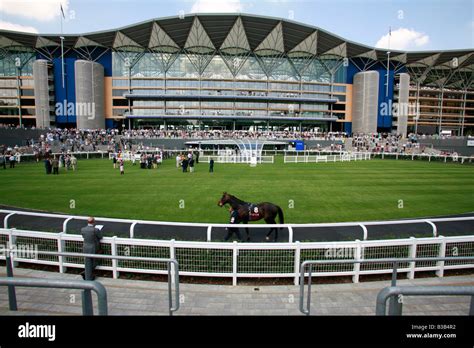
left=228, top=194, right=247, bottom=205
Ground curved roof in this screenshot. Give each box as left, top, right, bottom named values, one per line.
left=0, top=13, right=472, bottom=87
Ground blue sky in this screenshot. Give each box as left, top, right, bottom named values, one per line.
left=0, top=0, right=472, bottom=51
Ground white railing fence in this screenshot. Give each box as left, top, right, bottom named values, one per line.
left=284, top=151, right=474, bottom=164
left=3, top=209, right=474, bottom=242
left=16, top=151, right=109, bottom=162
left=199, top=155, right=274, bottom=164
left=1, top=227, right=473, bottom=286
left=284, top=153, right=371, bottom=163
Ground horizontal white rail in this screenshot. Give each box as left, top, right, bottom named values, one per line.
left=199, top=155, right=274, bottom=164
left=284, top=151, right=474, bottom=164
left=2, top=209, right=473, bottom=229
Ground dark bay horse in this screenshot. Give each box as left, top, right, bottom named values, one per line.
left=217, top=192, right=284, bottom=241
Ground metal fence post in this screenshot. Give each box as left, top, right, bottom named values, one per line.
left=388, top=262, right=402, bottom=315
left=288, top=226, right=293, bottom=243
left=294, top=241, right=301, bottom=286
left=167, top=261, right=173, bottom=316
left=353, top=240, right=361, bottom=283
left=82, top=247, right=94, bottom=316
left=306, top=263, right=313, bottom=315
left=408, top=237, right=417, bottom=280
left=6, top=252, right=17, bottom=311
left=232, top=241, right=238, bottom=286
left=436, top=235, right=446, bottom=277
left=111, top=236, right=118, bottom=279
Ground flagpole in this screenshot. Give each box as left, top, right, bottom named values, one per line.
left=59, top=4, right=66, bottom=124
left=386, top=27, right=391, bottom=98
left=60, top=7, right=65, bottom=89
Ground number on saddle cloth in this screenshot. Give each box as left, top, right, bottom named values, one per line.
left=248, top=204, right=260, bottom=221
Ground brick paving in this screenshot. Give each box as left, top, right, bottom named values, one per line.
left=0, top=267, right=472, bottom=316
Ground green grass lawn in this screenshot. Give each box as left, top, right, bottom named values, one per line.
left=0, top=156, right=473, bottom=223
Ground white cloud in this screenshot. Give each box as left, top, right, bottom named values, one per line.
left=0, top=0, right=69, bottom=22
left=375, top=28, right=430, bottom=50
left=190, top=0, right=243, bottom=13
left=0, top=20, right=38, bottom=33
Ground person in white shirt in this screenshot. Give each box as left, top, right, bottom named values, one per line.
left=176, top=154, right=181, bottom=169
left=9, top=154, right=15, bottom=168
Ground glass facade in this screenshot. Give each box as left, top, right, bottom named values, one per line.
left=112, top=50, right=349, bottom=126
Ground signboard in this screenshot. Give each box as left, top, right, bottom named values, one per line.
left=290, top=140, right=304, bottom=151
left=467, top=140, right=474, bottom=147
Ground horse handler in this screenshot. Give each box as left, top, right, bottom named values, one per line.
left=224, top=207, right=242, bottom=241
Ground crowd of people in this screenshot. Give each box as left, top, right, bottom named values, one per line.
left=121, top=129, right=347, bottom=141
left=175, top=151, right=199, bottom=173
left=350, top=133, right=423, bottom=154
left=43, top=153, right=77, bottom=175
left=1, top=124, right=463, bottom=162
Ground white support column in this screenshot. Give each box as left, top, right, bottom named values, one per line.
left=207, top=226, right=212, bottom=242
left=57, top=232, right=67, bottom=273
left=111, top=236, right=118, bottom=279
left=436, top=235, right=446, bottom=278
left=170, top=239, right=176, bottom=285
left=359, top=224, right=368, bottom=240
left=408, top=237, right=417, bottom=280
left=293, top=241, right=301, bottom=286
left=353, top=239, right=361, bottom=283
left=425, top=220, right=437, bottom=237
left=232, top=241, right=238, bottom=286
left=8, top=228, right=18, bottom=268
left=62, top=217, right=73, bottom=233
left=130, top=222, right=137, bottom=239
left=4, top=213, right=15, bottom=229
left=288, top=226, right=293, bottom=243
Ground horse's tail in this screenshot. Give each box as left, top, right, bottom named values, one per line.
left=277, top=205, right=284, bottom=227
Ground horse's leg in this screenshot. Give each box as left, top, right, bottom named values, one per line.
left=243, top=220, right=250, bottom=242
left=265, top=217, right=276, bottom=241
left=235, top=222, right=242, bottom=241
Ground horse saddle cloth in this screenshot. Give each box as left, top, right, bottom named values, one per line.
left=248, top=204, right=260, bottom=221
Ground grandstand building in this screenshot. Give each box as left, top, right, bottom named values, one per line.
left=0, top=14, right=472, bottom=135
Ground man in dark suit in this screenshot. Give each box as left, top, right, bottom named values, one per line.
left=80, top=217, right=103, bottom=280
left=52, top=156, right=59, bottom=175
left=209, top=158, right=214, bottom=173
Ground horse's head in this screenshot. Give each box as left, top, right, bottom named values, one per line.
left=218, top=192, right=230, bottom=207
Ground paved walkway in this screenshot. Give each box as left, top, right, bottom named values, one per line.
left=0, top=267, right=473, bottom=316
